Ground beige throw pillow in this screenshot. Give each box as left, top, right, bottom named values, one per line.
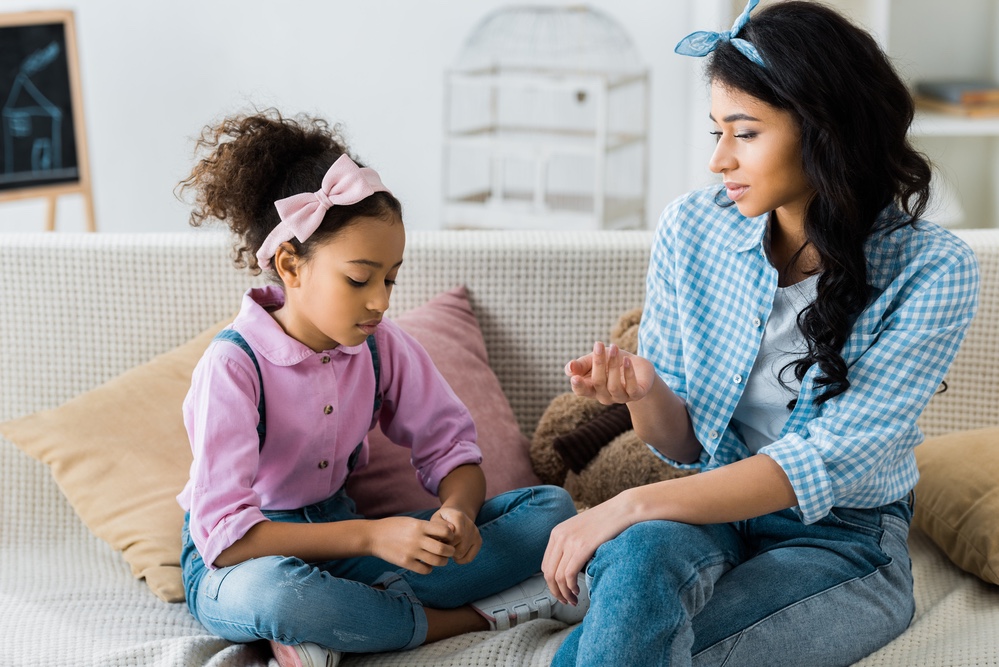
left=913, top=426, right=999, bottom=586
left=0, top=319, right=230, bottom=602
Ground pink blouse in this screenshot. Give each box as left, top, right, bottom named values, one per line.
left=178, top=286, right=482, bottom=567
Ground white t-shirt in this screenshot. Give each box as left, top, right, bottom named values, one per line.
left=731, top=274, right=818, bottom=454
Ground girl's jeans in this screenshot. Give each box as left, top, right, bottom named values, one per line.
left=553, top=497, right=914, bottom=667
left=181, top=484, right=575, bottom=653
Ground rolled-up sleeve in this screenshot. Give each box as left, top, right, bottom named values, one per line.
left=760, top=237, right=980, bottom=523
left=375, top=323, right=483, bottom=496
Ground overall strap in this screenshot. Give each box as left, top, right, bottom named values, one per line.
left=213, top=329, right=266, bottom=450
left=366, top=334, right=381, bottom=412
left=212, top=330, right=380, bottom=466
left=348, top=333, right=382, bottom=473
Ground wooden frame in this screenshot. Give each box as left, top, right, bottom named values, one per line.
left=0, top=10, right=94, bottom=231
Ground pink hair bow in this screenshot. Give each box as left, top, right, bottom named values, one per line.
left=256, top=154, right=391, bottom=269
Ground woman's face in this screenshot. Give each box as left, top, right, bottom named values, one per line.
left=707, top=82, right=814, bottom=228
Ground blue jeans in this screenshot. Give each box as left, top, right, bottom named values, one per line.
left=181, top=484, right=575, bottom=653
left=553, top=498, right=914, bottom=667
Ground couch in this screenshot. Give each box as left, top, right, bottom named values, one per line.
left=1, top=230, right=997, bottom=667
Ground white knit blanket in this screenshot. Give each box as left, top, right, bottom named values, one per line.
left=2, top=476, right=997, bottom=667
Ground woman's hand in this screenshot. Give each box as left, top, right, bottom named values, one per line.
left=431, top=506, right=482, bottom=564
left=367, top=516, right=456, bottom=574
left=565, top=342, right=657, bottom=405
left=542, top=492, right=636, bottom=605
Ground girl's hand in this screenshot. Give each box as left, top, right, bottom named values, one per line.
left=368, top=516, right=456, bottom=574
left=565, top=341, right=656, bottom=405
left=431, top=507, right=482, bottom=564
left=542, top=493, right=635, bottom=606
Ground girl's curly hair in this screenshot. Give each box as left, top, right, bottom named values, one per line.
left=177, top=109, right=401, bottom=274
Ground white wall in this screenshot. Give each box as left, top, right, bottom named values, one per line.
left=0, top=1, right=714, bottom=233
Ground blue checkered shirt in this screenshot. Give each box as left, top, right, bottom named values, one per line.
left=639, top=187, right=980, bottom=524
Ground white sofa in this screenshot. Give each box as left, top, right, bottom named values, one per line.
left=1, top=230, right=997, bottom=667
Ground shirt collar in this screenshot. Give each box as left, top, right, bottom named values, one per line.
left=726, top=206, right=769, bottom=253
left=232, top=285, right=367, bottom=366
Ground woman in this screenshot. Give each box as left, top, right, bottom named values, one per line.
left=543, top=2, right=980, bottom=665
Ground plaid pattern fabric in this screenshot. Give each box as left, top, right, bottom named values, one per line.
left=639, top=187, right=980, bottom=523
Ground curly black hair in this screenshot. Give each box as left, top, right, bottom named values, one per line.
left=177, top=109, right=401, bottom=274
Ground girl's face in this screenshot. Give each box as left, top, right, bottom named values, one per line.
left=277, top=214, right=405, bottom=352
left=707, top=82, right=814, bottom=229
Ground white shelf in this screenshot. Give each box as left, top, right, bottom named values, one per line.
left=912, top=111, right=999, bottom=137
left=442, top=48, right=650, bottom=232
left=446, top=127, right=646, bottom=156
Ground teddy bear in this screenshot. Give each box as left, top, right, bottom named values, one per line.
left=530, top=308, right=696, bottom=508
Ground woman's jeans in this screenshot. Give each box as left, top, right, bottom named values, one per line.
left=181, top=484, right=575, bottom=653
left=553, top=497, right=915, bottom=667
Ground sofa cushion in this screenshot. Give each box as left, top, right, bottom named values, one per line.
left=914, top=426, right=999, bottom=585
left=0, top=285, right=537, bottom=602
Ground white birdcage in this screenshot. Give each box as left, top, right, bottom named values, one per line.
left=442, top=5, right=649, bottom=231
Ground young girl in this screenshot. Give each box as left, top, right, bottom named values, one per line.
left=175, top=110, right=582, bottom=667
left=543, top=2, right=979, bottom=666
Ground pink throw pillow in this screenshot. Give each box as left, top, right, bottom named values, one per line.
left=346, top=286, right=540, bottom=517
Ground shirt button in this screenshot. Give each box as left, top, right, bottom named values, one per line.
left=733, top=374, right=743, bottom=384
left=318, top=460, right=328, bottom=469
left=709, top=430, right=720, bottom=440
left=323, top=405, right=333, bottom=415
left=752, top=317, right=762, bottom=328
left=321, top=356, right=330, bottom=364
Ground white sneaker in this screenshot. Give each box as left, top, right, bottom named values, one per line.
left=269, top=640, right=341, bottom=667
left=470, top=572, right=590, bottom=630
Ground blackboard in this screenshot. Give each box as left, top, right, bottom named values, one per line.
left=0, top=10, right=93, bottom=230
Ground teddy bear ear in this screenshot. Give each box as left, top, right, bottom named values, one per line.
left=610, top=307, right=642, bottom=354
left=530, top=393, right=614, bottom=486
left=553, top=403, right=632, bottom=474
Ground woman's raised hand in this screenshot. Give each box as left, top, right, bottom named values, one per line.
left=564, top=341, right=656, bottom=405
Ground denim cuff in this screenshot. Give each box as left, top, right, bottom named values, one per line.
left=375, top=572, right=427, bottom=650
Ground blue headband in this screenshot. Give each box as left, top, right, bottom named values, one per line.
left=675, top=0, right=765, bottom=67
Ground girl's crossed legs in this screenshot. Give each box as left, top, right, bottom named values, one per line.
left=182, top=484, right=575, bottom=653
